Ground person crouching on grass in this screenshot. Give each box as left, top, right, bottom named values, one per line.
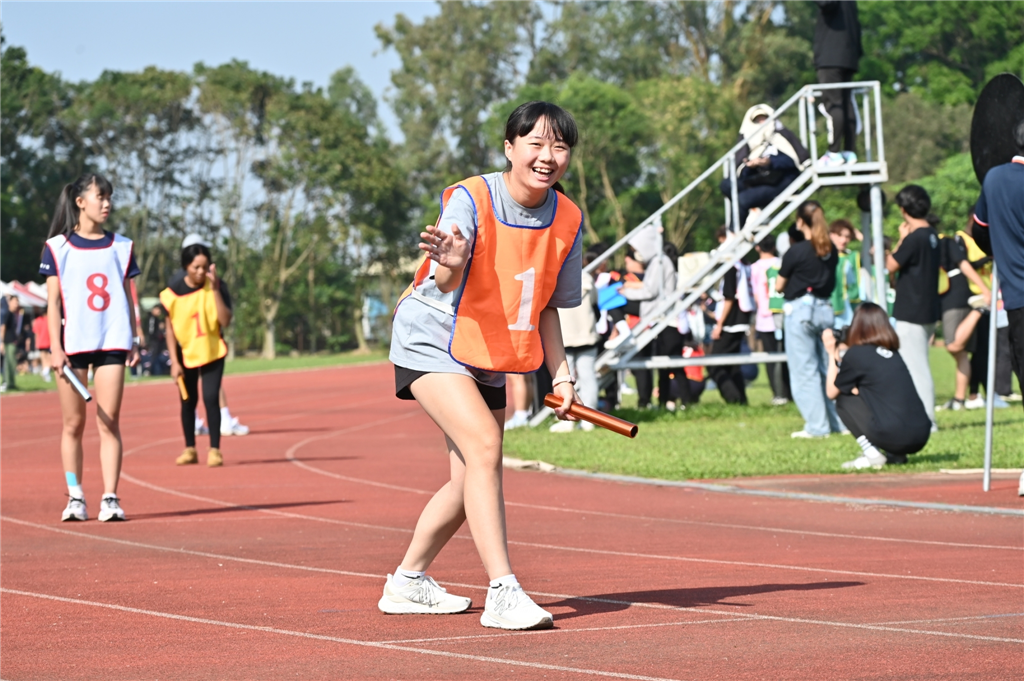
left=383, top=101, right=584, bottom=630
left=160, top=243, right=232, bottom=468
left=823, top=303, right=931, bottom=469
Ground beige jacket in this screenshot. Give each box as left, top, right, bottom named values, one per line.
left=558, top=271, right=599, bottom=348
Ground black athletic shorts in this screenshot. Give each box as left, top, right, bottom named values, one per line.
left=67, top=350, right=128, bottom=370
left=394, top=365, right=507, bottom=411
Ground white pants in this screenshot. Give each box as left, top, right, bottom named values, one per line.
left=895, top=321, right=936, bottom=426
left=565, top=346, right=599, bottom=409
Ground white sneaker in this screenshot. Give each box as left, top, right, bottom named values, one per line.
left=771, top=396, right=790, bottom=406
left=579, top=420, right=596, bottom=431
left=377, top=574, right=472, bottom=615
left=791, top=430, right=829, bottom=439
left=965, top=395, right=1009, bottom=409
left=841, top=453, right=887, bottom=470
left=1001, top=393, right=1023, bottom=403
left=503, top=413, right=530, bottom=431
left=480, top=583, right=553, bottom=630
left=195, top=417, right=209, bottom=436
left=548, top=420, right=576, bottom=433
left=221, top=417, right=250, bottom=436
left=937, top=398, right=965, bottom=411
left=97, top=495, right=126, bottom=522
left=818, top=151, right=846, bottom=168
left=61, top=498, right=88, bottom=522
left=1018, top=471, right=1024, bottom=497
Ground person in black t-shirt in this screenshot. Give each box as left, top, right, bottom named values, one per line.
left=710, top=226, right=751, bottom=404
left=936, top=225, right=991, bottom=411
left=824, top=303, right=931, bottom=469
left=885, top=185, right=940, bottom=428
left=776, top=200, right=843, bottom=438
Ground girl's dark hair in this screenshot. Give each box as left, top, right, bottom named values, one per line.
left=795, top=200, right=832, bottom=258
left=847, top=302, right=900, bottom=351
left=757, top=234, right=777, bottom=255
left=181, top=243, right=212, bottom=270
left=895, top=184, right=938, bottom=225
left=663, top=240, right=679, bottom=262
left=46, top=173, right=113, bottom=241
left=504, top=101, right=578, bottom=172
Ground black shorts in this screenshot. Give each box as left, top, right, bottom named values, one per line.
left=67, top=350, right=128, bottom=370
left=394, top=365, right=507, bottom=411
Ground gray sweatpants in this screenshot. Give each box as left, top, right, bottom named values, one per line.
left=896, top=321, right=936, bottom=427
left=565, top=346, right=599, bottom=409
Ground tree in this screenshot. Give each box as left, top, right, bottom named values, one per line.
left=1, top=37, right=85, bottom=282
left=65, top=67, right=202, bottom=296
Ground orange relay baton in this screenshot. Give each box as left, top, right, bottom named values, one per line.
left=543, top=394, right=638, bottom=438
left=176, top=376, right=189, bottom=401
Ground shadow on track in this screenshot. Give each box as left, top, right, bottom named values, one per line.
left=130, top=499, right=348, bottom=520
left=546, top=581, right=865, bottom=622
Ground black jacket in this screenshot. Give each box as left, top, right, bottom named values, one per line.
left=814, top=1, right=862, bottom=71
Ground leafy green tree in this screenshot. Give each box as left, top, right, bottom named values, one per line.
left=1, top=37, right=85, bottom=282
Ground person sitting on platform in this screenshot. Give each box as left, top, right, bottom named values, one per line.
left=720, top=104, right=810, bottom=229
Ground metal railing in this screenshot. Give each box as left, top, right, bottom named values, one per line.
left=589, top=81, right=890, bottom=374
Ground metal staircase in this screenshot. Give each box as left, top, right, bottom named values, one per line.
left=588, top=81, right=891, bottom=375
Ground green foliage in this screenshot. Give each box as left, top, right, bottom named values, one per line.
left=859, top=1, right=1024, bottom=105
left=917, top=153, right=980, bottom=233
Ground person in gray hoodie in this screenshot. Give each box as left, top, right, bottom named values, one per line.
left=620, top=223, right=678, bottom=408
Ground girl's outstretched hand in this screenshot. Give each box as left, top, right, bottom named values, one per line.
left=419, top=224, right=470, bottom=271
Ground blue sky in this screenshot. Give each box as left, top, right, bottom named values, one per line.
left=1, top=1, right=440, bottom=139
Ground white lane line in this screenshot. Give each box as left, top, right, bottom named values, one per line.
left=380, top=617, right=752, bottom=644
left=0, top=588, right=685, bottom=681
left=6, top=516, right=1020, bottom=645
left=506, top=540, right=1024, bottom=589
left=116, top=467, right=1024, bottom=589
left=871, top=613, right=1024, bottom=626
left=286, top=431, right=1021, bottom=552
left=0, top=516, right=381, bottom=580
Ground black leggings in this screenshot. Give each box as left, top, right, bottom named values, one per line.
left=181, top=358, right=224, bottom=448
left=835, top=392, right=929, bottom=456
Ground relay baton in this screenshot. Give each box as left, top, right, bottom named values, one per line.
left=543, top=394, right=638, bottom=438
left=62, top=368, right=93, bottom=403
left=176, top=376, right=189, bottom=401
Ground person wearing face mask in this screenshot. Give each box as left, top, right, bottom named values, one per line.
left=721, top=104, right=810, bottom=228
left=40, top=173, right=141, bottom=522
left=161, top=243, right=233, bottom=468
left=385, top=101, right=584, bottom=631
left=776, top=200, right=844, bottom=438
left=619, top=223, right=678, bottom=409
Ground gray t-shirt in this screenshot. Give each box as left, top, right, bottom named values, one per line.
left=390, top=171, right=583, bottom=386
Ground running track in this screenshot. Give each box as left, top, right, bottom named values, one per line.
left=1, top=363, right=1022, bottom=680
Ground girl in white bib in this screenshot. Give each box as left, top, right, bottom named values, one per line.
left=41, top=173, right=140, bottom=523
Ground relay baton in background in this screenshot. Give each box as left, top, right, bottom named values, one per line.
left=543, top=394, right=638, bottom=438
left=176, top=376, right=189, bottom=401
left=62, top=368, right=93, bottom=403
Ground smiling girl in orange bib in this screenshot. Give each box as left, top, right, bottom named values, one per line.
left=382, top=102, right=584, bottom=630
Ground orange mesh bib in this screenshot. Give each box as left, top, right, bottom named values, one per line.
left=398, top=175, right=582, bottom=373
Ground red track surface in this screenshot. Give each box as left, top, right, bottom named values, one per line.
left=2, top=363, right=1022, bottom=680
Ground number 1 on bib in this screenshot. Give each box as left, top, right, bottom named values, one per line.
left=508, top=267, right=536, bottom=331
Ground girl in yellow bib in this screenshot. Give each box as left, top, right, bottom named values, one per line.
left=160, top=243, right=232, bottom=467
left=382, top=102, right=584, bottom=630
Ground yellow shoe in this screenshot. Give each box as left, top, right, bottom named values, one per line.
left=176, top=447, right=198, bottom=465
left=207, top=448, right=223, bottom=467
